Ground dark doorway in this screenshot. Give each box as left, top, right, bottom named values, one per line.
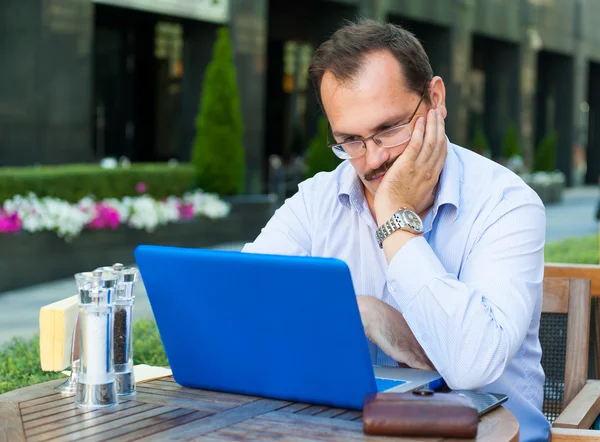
left=470, top=35, right=520, bottom=160
left=535, top=51, right=575, bottom=185
left=586, top=62, right=600, bottom=185
left=93, top=4, right=184, bottom=162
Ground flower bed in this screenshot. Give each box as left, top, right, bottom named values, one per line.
left=0, top=190, right=230, bottom=240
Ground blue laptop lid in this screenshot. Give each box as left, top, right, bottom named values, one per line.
left=134, top=244, right=378, bottom=410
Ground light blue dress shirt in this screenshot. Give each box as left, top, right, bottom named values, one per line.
left=243, top=142, right=550, bottom=441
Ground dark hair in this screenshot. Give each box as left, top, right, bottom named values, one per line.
left=308, top=18, right=433, bottom=111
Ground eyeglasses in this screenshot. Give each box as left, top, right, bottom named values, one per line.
left=327, top=91, right=426, bottom=160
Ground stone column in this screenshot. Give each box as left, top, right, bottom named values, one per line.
left=446, top=0, right=475, bottom=147
left=519, top=30, right=540, bottom=169
left=570, top=0, right=588, bottom=185
left=229, top=0, right=268, bottom=193
left=0, top=0, right=93, bottom=166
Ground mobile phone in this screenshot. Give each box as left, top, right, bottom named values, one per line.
left=447, top=390, right=509, bottom=416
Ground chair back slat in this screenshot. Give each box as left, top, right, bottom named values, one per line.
left=564, top=279, right=592, bottom=409
left=541, top=276, right=592, bottom=422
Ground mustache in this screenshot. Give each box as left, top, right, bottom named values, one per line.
left=364, top=157, right=398, bottom=181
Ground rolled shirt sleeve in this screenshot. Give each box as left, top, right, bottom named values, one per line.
left=386, top=197, right=546, bottom=390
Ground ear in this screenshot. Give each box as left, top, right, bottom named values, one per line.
left=429, top=76, right=447, bottom=118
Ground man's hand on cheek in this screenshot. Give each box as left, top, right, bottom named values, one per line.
left=374, top=108, right=448, bottom=223
left=356, top=295, right=434, bottom=371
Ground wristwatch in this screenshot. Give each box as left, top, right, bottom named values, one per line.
left=375, top=207, right=424, bottom=248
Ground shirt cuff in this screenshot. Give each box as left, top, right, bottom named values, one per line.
left=387, top=235, right=447, bottom=310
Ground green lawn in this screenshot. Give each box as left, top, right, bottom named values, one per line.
left=0, top=318, right=167, bottom=395
left=1, top=233, right=598, bottom=395
left=545, top=234, right=599, bottom=265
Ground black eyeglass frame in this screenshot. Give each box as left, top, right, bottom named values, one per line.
left=326, top=89, right=427, bottom=160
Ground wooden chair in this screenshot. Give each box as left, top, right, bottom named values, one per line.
left=545, top=264, right=600, bottom=378
left=551, top=380, right=600, bottom=441
left=540, top=275, right=591, bottom=422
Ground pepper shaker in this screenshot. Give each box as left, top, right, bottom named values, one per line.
left=111, top=263, right=138, bottom=396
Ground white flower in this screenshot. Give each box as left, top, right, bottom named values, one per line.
left=100, top=157, right=118, bottom=169
left=128, top=196, right=161, bottom=232
left=203, top=194, right=231, bottom=219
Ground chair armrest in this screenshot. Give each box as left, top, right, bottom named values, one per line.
left=553, top=380, right=600, bottom=429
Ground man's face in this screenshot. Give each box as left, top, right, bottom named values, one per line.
left=320, top=50, right=432, bottom=199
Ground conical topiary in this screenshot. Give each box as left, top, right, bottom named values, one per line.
left=533, top=130, right=558, bottom=172
left=191, top=27, right=245, bottom=195
left=501, top=122, right=522, bottom=159
left=305, top=116, right=341, bottom=179
left=470, top=124, right=490, bottom=157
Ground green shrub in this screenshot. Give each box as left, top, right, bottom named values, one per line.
left=191, top=27, right=245, bottom=195
left=470, top=124, right=490, bottom=156
left=0, top=163, right=196, bottom=203
left=305, top=116, right=341, bottom=179
left=501, top=122, right=522, bottom=158
left=533, top=130, right=558, bottom=172
left=0, top=318, right=167, bottom=395
left=545, top=234, right=599, bottom=265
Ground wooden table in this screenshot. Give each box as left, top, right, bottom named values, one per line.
left=0, top=376, right=519, bottom=441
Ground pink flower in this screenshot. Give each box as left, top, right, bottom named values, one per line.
left=0, top=211, right=21, bottom=233
left=136, top=182, right=147, bottom=194
left=87, top=203, right=121, bottom=230
left=178, top=203, right=195, bottom=220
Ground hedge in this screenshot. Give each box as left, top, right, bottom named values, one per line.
left=0, top=163, right=197, bottom=203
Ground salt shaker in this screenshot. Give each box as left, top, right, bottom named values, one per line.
left=111, top=263, right=138, bottom=396
left=74, top=270, right=118, bottom=409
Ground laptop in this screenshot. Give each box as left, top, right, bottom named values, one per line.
left=134, top=245, right=445, bottom=410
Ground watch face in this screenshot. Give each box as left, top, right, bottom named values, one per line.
left=402, top=210, right=423, bottom=232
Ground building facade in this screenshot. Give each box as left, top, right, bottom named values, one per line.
left=0, top=0, right=598, bottom=191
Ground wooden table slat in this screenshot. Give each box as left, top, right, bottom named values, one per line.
left=28, top=405, right=179, bottom=442
left=143, top=381, right=257, bottom=404
left=0, top=380, right=66, bottom=403
left=25, top=402, right=151, bottom=437
left=135, top=398, right=291, bottom=441
left=218, top=412, right=385, bottom=442
left=19, top=394, right=63, bottom=410
left=133, top=391, right=242, bottom=414
left=296, top=405, right=330, bottom=415
left=108, top=410, right=209, bottom=442
left=136, top=385, right=251, bottom=407
left=312, top=407, right=348, bottom=418
left=334, top=410, right=363, bottom=421
left=22, top=402, right=79, bottom=423
left=20, top=396, right=82, bottom=416
left=72, top=407, right=203, bottom=442
left=209, top=424, right=330, bottom=442
left=0, top=401, right=26, bottom=442
left=278, top=403, right=313, bottom=413
left=22, top=400, right=136, bottom=431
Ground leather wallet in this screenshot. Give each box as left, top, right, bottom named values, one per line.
left=363, top=391, right=479, bottom=438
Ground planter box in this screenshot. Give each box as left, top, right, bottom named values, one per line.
left=529, top=182, right=565, bottom=205
left=0, top=195, right=279, bottom=293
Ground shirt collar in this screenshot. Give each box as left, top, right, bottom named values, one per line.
left=433, top=139, right=461, bottom=222
left=336, top=139, right=462, bottom=221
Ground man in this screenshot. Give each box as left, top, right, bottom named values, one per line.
left=243, top=19, right=548, bottom=441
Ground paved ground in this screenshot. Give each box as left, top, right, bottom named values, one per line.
left=545, top=185, right=599, bottom=243
left=1, top=186, right=598, bottom=346
left=0, top=242, right=245, bottom=346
